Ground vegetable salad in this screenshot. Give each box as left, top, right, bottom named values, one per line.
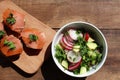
left=55, top=29, right=102, bottom=74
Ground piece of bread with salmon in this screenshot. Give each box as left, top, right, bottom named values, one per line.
left=3, top=9, right=25, bottom=33
left=21, top=28, right=46, bottom=49
left=0, top=35, right=23, bottom=57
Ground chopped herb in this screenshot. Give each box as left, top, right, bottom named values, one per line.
left=6, top=13, right=16, bottom=25
left=29, top=34, right=38, bottom=42
left=9, top=44, right=16, bottom=50
left=4, top=40, right=16, bottom=50
left=73, top=68, right=80, bottom=74
left=4, top=40, right=9, bottom=45
left=0, top=30, right=5, bottom=39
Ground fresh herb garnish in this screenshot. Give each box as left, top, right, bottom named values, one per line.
left=4, top=40, right=16, bottom=50
left=6, top=13, right=16, bottom=25
left=29, top=34, right=38, bottom=42
left=0, top=30, right=5, bottom=39
left=73, top=68, right=80, bottom=74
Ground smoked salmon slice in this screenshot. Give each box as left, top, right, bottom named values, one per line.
left=21, top=28, right=46, bottom=49
left=3, top=9, right=25, bottom=33
left=0, top=35, right=23, bottom=57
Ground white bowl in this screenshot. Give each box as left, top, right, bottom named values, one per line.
left=51, top=21, right=108, bottom=77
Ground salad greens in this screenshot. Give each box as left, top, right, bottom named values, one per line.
left=55, top=29, right=103, bottom=75
left=55, top=44, right=66, bottom=63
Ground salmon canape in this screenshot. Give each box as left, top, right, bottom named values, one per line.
left=0, top=35, right=23, bottom=57
left=3, top=9, right=25, bottom=33
left=0, top=22, right=6, bottom=39
left=21, top=28, right=46, bottom=49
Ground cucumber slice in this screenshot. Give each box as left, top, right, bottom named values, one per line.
left=73, top=45, right=80, bottom=53
left=91, top=52, right=97, bottom=60
left=73, top=45, right=80, bottom=49
left=88, top=37, right=94, bottom=42
left=80, top=66, right=87, bottom=74
left=61, top=60, right=68, bottom=69
left=88, top=50, right=93, bottom=57
left=73, top=48, right=80, bottom=53
left=87, top=42, right=97, bottom=49
left=92, top=60, right=96, bottom=65
left=88, top=50, right=97, bottom=60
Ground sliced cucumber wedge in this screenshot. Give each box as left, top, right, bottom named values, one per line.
left=73, top=48, right=80, bottom=53
left=88, top=50, right=93, bottom=57
left=73, top=45, right=80, bottom=49
left=88, top=50, right=97, bottom=60
left=91, top=52, right=97, bottom=60
left=73, top=45, right=80, bottom=53
left=88, top=37, right=94, bottom=42
left=80, top=66, right=87, bottom=74
left=87, top=42, right=97, bottom=49
left=61, top=60, right=68, bottom=69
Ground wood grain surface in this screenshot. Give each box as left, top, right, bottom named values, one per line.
left=0, top=0, right=120, bottom=80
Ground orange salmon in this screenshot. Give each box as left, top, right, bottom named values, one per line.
left=21, top=28, right=46, bottom=49
left=3, top=9, right=25, bottom=33
left=0, top=35, right=23, bottom=57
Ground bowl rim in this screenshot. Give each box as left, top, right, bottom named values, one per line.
left=51, top=21, right=108, bottom=77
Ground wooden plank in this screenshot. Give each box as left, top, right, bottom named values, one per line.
left=0, top=0, right=56, bottom=74
left=11, top=0, right=120, bottom=29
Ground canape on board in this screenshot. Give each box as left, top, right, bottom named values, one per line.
left=0, top=35, right=23, bottom=57
left=3, top=9, right=25, bottom=33
left=21, top=28, right=46, bottom=49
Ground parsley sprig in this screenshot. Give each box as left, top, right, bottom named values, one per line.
left=6, top=13, right=16, bottom=25
left=29, top=34, right=38, bottom=42
left=4, top=40, right=16, bottom=50
left=0, top=30, right=5, bottom=39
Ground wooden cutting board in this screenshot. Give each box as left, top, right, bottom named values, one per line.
left=0, top=0, right=56, bottom=74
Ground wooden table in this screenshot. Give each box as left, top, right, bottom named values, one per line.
left=0, top=0, right=120, bottom=80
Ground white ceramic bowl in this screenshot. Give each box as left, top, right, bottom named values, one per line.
left=51, top=21, right=108, bottom=77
